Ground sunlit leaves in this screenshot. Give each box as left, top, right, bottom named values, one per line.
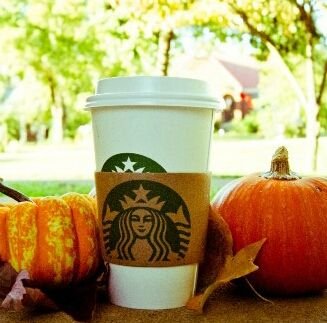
left=0, top=0, right=326, bottom=141
left=228, top=0, right=325, bottom=59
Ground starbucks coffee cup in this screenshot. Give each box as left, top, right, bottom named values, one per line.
left=86, top=76, right=221, bottom=309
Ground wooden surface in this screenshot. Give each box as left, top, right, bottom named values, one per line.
left=0, top=285, right=326, bottom=323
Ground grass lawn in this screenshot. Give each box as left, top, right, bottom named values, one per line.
left=1, top=180, right=93, bottom=200
left=0, top=176, right=238, bottom=202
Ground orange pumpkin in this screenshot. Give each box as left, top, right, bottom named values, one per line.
left=0, top=184, right=100, bottom=286
left=212, top=146, right=327, bottom=295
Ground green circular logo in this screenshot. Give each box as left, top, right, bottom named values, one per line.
left=102, top=180, right=191, bottom=262
left=102, top=153, right=166, bottom=173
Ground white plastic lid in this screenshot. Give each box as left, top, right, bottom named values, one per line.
left=86, top=76, right=223, bottom=110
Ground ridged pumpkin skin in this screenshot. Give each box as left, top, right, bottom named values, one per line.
left=0, top=193, right=100, bottom=286
left=213, top=173, right=327, bottom=295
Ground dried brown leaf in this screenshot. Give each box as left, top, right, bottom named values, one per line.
left=2, top=270, right=30, bottom=310
left=187, top=238, right=266, bottom=313
left=197, top=207, right=233, bottom=291
left=218, top=238, right=266, bottom=282
left=22, top=287, right=58, bottom=310
left=0, top=262, right=18, bottom=298
left=33, top=279, right=98, bottom=322
left=1, top=261, right=106, bottom=322
left=1, top=270, right=57, bottom=311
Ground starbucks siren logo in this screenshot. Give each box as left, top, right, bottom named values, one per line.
left=101, top=153, right=190, bottom=263
left=102, top=180, right=191, bottom=262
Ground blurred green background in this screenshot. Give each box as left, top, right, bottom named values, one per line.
left=0, top=1, right=327, bottom=197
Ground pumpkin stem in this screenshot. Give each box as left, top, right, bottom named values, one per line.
left=0, top=178, right=33, bottom=202
left=261, top=146, right=301, bottom=180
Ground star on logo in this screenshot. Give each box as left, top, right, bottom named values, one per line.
left=113, top=156, right=145, bottom=173
left=133, top=185, right=151, bottom=202
left=120, top=184, right=165, bottom=210
left=122, top=157, right=136, bottom=171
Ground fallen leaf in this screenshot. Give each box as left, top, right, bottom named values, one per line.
left=197, top=207, right=233, bottom=291
left=187, top=238, right=266, bottom=313
left=2, top=270, right=30, bottom=310
left=0, top=262, right=18, bottom=298
left=1, top=269, right=57, bottom=312
left=23, top=261, right=106, bottom=322
left=22, top=287, right=58, bottom=310
left=34, top=278, right=98, bottom=322
left=218, top=238, right=266, bottom=282
left=1, top=261, right=106, bottom=322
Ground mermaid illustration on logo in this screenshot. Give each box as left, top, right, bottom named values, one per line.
left=102, top=181, right=191, bottom=262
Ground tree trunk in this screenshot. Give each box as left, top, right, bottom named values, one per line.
left=61, top=94, right=68, bottom=131
left=48, top=75, right=64, bottom=143
left=50, top=106, right=63, bottom=143
left=313, top=61, right=327, bottom=172
left=267, top=44, right=307, bottom=107
left=19, top=116, right=27, bottom=144
left=157, top=30, right=174, bottom=76
left=267, top=43, right=319, bottom=171
left=304, top=44, right=319, bottom=171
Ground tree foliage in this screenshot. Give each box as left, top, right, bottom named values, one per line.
left=0, top=0, right=326, bottom=165
left=0, top=0, right=108, bottom=141
left=106, top=0, right=233, bottom=74
left=224, top=0, right=327, bottom=170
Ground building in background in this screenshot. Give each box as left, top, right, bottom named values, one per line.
left=170, top=51, right=259, bottom=128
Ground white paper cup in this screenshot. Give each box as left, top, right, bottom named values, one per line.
left=86, top=76, right=221, bottom=309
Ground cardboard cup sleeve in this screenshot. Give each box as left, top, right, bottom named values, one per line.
left=95, top=172, right=210, bottom=267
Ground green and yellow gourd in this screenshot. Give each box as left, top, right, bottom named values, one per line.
left=0, top=181, right=100, bottom=286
